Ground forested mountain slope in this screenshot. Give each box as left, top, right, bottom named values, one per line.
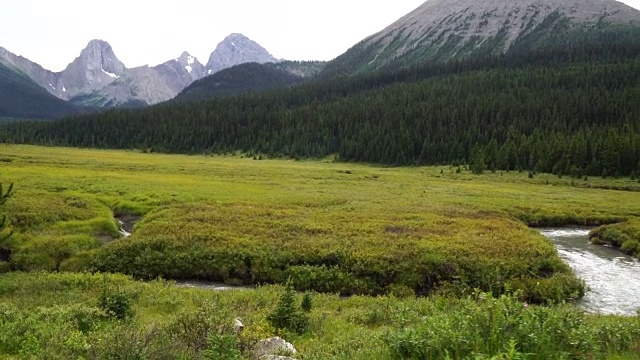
left=175, top=62, right=304, bottom=102
left=322, top=0, right=640, bottom=76
left=0, top=63, right=80, bottom=119
left=1, top=26, right=639, bottom=177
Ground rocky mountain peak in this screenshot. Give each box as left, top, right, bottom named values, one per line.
left=54, top=39, right=126, bottom=99
left=2, top=33, right=282, bottom=107
left=206, top=33, right=278, bottom=75
left=177, top=51, right=192, bottom=61
left=74, top=39, right=126, bottom=76
left=175, top=51, right=198, bottom=70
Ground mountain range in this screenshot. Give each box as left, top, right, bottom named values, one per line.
left=1, top=0, right=639, bottom=121
left=0, top=33, right=278, bottom=109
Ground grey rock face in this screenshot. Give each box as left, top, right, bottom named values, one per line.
left=153, top=51, right=207, bottom=93
left=56, top=39, right=126, bottom=99
left=74, top=51, right=208, bottom=107
left=70, top=65, right=177, bottom=107
left=206, top=33, right=278, bottom=75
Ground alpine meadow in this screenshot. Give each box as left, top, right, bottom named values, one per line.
left=1, top=0, right=640, bottom=359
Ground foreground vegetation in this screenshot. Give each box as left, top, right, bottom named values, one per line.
left=1, top=146, right=640, bottom=304
left=1, top=272, right=640, bottom=359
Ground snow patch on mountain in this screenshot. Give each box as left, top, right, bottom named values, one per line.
left=102, top=68, right=119, bottom=79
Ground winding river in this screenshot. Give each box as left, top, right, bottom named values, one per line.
left=541, top=228, right=640, bottom=316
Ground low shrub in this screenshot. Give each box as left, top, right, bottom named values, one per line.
left=98, top=289, right=134, bottom=320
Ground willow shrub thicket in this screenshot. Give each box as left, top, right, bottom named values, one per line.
left=591, top=219, right=640, bottom=259
left=0, top=272, right=639, bottom=359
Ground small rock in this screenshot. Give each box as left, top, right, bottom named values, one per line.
left=253, top=336, right=297, bottom=360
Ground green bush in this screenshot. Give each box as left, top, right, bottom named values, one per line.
left=98, top=290, right=133, bottom=320
left=204, top=334, right=242, bottom=360
left=386, top=292, right=640, bottom=360
left=590, top=219, right=640, bottom=259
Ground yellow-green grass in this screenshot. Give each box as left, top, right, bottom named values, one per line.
left=1, top=145, right=639, bottom=301
left=1, top=272, right=639, bottom=360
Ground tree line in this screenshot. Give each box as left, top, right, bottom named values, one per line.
left=1, top=25, right=639, bottom=177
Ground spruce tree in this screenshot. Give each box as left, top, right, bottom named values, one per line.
left=267, top=279, right=309, bottom=334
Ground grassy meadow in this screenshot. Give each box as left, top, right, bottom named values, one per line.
left=1, top=145, right=640, bottom=358
left=1, top=145, right=640, bottom=302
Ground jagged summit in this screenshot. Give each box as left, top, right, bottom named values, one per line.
left=55, top=39, right=126, bottom=99
left=206, top=33, right=278, bottom=75
left=324, top=0, right=640, bottom=75
left=71, top=40, right=125, bottom=76
left=175, top=51, right=202, bottom=75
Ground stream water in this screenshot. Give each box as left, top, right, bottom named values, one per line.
left=540, top=228, right=640, bottom=315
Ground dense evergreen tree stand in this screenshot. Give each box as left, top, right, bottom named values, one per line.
left=1, top=26, right=639, bottom=177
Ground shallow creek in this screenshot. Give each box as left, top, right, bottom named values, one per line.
left=540, top=228, right=640, bottom=315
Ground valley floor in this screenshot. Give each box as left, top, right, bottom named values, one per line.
left=0, top=145, right=639, bottom=358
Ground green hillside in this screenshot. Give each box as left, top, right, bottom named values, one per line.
left=175, top=62, right=304, bottom=102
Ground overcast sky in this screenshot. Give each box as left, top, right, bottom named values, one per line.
left=1, top=0, right=639, bottom=72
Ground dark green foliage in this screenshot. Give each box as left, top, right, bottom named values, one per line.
left=98, top=288, right=133, bottom=320
left=1, top=26, right=639, bottom=176
left=470, top=144, right=486, bottom=175
left=0, top=63, right=80, bottom=120
left=176, top=62, right=304, bottom=102
left=204, top=334, right=242, bottom=360
left=267, top=280, right=309, bottom=334
left=301, top=293, right=313, bottom=312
